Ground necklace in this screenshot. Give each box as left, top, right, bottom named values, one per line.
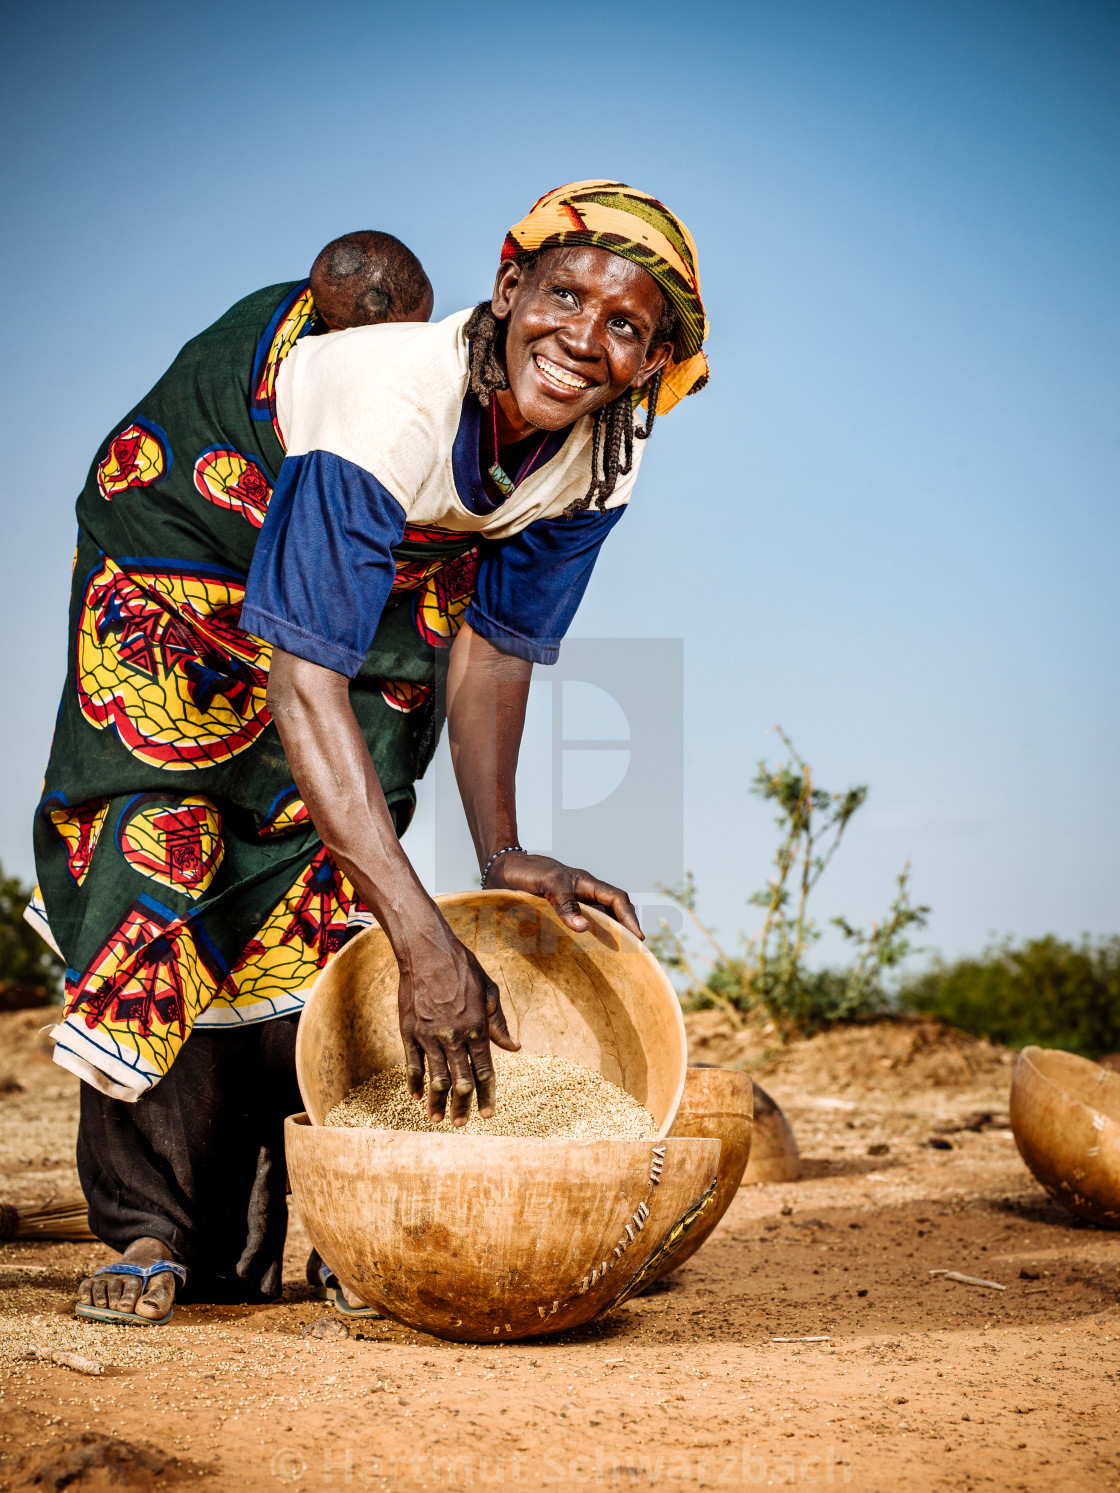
left=488, top=397, right=548, bottom=498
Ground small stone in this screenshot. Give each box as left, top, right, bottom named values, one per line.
left=24, top=1349, right=104, bottom=1376
left=301, top=1318, right=350, bottom=1340
left=867, top=1143, right=890, bottom=1157
left=1020, top=1268, right=1040, bottom=1281
left=857, top=1290, right=868, bottom=1298
left=928, top=1137, right=953, bottom=1151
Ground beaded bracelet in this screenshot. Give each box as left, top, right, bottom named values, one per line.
left=481, top=845, right=526, bottom=889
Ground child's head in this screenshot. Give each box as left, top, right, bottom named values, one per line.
left=310, top=231, right=433, bottom=330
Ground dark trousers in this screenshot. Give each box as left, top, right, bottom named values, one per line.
left=77, top=1015, right=302, bottom=1303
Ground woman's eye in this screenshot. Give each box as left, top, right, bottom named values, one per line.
left=609, top=318, right=638, bottom=337
left=551, top=286, right=575, bottom=303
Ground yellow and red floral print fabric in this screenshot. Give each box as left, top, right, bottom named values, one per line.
left=39, top=283, right=478, bottom=1100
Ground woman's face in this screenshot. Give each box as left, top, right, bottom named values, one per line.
left=492, top=247, right=673, bottom=432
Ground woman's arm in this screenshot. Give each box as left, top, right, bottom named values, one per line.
left=446, top=624, right=644, bottom=939
left=265, top=649, right=517, bottom=1125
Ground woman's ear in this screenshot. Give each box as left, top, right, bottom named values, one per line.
left=629, top=341, right=673, bottom=390
left=491, top=259, right=525, bottom=320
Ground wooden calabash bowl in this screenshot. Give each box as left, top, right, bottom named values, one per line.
left=296, top=890, right=688, bottom=1136
left=1010, top=1046, right=1120, bottom=1228
left=286, top=1117, right=721, bottom=1341
left=289, top=890, right=709, bottom=1340
left=648, top=1068, right=753, bottom=1279
left=741, top=1082, right=800, bottom=1183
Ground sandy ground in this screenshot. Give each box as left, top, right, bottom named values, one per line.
left=1, top=1007, right=1118, bottom=1492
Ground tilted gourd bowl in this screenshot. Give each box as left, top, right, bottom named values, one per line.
left=1009, top=1046, right=1120, bottom=1228
left=288, top=890, right=720, bottom=1341
left=741, top=1082, right=800, bottom=1184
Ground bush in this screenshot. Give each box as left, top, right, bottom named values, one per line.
left=896, top=935, right=1120, bottom=1059
left=0, top=865, right=64, bottom=1007
left=650, top=731, right=927, bottom=1038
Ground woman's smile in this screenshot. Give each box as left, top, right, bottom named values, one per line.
left=491, top=246, right=673, bottom=436
left=533, top=353, right=595, bottom=394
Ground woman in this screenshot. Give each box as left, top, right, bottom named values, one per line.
left=62, top=180, right=709, bottom=1324
left=39, top=230, right=433, bottom=1104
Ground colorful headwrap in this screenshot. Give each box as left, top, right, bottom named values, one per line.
left=502, top=180, right=709, bottom=415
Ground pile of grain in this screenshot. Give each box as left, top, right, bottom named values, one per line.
left=325, top=1050, right=656, bottom=1140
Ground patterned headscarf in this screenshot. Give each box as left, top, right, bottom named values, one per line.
left=502, top=180, right=709, bottom=414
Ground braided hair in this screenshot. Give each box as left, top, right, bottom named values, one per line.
left=464, top=257, right=678, bottom=516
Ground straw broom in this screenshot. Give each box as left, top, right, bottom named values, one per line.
left=0, top=1197, right=96, bottom=1243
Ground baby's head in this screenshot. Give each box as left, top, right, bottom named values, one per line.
left=310, top=231, right=433, bottom=330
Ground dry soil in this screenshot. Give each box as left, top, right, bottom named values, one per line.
left=1, top=1006, right=1117, bottom=1492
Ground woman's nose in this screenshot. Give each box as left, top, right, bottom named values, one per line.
left=557, top=312, right=602, bottom=361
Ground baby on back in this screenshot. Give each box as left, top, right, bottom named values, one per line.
left=309, top=229, right=433, bottom=330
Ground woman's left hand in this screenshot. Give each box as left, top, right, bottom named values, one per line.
left=486, top=852, right=644, bottom=940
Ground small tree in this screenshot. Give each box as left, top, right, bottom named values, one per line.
left=650, top=731, right=928, bottom=1036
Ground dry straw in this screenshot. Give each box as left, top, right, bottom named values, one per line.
left=326, top=1050, right=656, bottom=1140
left=0, top=1197, right=96, bottom=1243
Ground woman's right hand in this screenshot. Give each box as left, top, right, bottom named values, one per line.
left=396, top=921, right=520, bottom=1125
left=265, top=651, right=521, bottom=1126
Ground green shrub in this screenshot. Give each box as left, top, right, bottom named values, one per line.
left=896, top=935, right=1120, bottom=1059
left=650, top=731, right=928, bottom=1037
left=0, top=864, right=64, bottom=1004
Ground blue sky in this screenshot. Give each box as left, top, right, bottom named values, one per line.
left=2, top=0, right=1117, bottom=967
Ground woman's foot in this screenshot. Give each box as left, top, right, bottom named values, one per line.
left=77, top=1236, right=180, bottom=1320
left=306, top=1248, right=372, bottom=1310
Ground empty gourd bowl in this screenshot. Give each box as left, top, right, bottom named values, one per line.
left=287, top=890, right=714, bottom=1341
left=741, top=1083, right=800, bottom=1184
left=1009, top=1046, right=1120, bottom=1228
left=648, top=1067, right=753, bottom=1280
left=296, top=890, right=688, bottom=1135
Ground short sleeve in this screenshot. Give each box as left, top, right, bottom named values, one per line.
left=464, top=507, right=625, bottom=665
left=240, top=450, right=406, bottom=676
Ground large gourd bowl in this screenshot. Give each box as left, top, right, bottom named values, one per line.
left=1009, top=1046, right=1120, bottom=1228
left=288, top=891, right=719, bottom=1341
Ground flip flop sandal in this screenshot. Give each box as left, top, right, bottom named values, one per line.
left=75, top=1261, right=187, bottom=1327
left=315, top=1260, right=384, bottom=1319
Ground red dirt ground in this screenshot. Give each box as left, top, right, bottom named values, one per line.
left=1, top=1007, right=1117, bottom=1491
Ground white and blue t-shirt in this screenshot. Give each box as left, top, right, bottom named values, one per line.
left=240, top=309, right=643, bottom=672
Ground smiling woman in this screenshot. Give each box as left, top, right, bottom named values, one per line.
left=467, top=248, right=677, bottom=514
left=251, top=179, right=710, bottom=1119
left=467, top=180, right=709, bottom=512
left=37, top=180, right=708, bottom=1330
